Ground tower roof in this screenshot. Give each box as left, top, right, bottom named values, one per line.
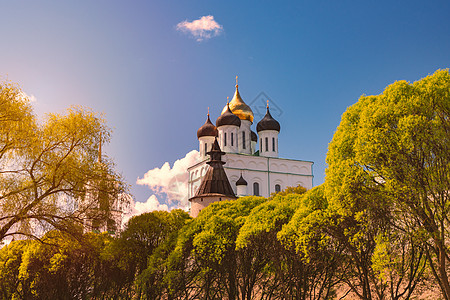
left=256, top=104, right=280, bottom=133
left=197, top=113, right=218, bottom=139
left=236, top=174, right=248, bottom=186
left=216, top=102, right=241, bottom=127
left=190, top=139, right=237, bottom=200
left=221, top=77, right=254, bottom=123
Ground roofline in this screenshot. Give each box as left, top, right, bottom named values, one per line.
left=223, top=152, right=314, bottom=164
left=189, top=193, right=238, bottom=201
left=223, top=166, right=314, bottom=177
left=187, top=153, right=314, bottom=172
left=187, top=158, right=208, bottom=171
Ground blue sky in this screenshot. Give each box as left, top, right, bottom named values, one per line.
left=1, top=1, right=450, bottom=209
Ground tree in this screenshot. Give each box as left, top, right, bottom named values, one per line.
left=108, top=209, right=191, bottom=298
left=0, top=240, right=30, bottom=298
left=277, top=185, right=347, bottom=300
left=166, top=196, right=266, bottom=300
left=0, top=231, right=124, bottom=299
left=135, top=210, right=191, bottom=300
left=236, top=187, right=308, bottom=299
left=325, top=69, right=450, bottom=299
left=0, top=81, right=128, bottom=242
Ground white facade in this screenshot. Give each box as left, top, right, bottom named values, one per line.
left=188, top=153, right=313, bottom=199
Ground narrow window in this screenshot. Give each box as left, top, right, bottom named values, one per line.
left=204, top=143, right=207, bottom=154
left=272, top=138, right=275, bottom=152
left=231, top=132, right=234, bottom=146
left=242, top=132, right=246, bottom=149
left=265, top=137, right=268, bottom=151
left=260, top=138, right=262, bottom=152
left=253, top=182, right=260, bottom=196
left=224, top=132, right=227, bottom=146
left=275, top=184, right=281, bottom=192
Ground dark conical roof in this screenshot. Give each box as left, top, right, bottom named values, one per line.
left=251, top=130, right=257, bottom=142
left=236, top=174, right=248, bottom=186
left=197, top=114, right=218, bottom=139
left=256, top=106, right=280, bottom=132
left=216, top=103, right=241, bottom=127
left=190, top=139, right=237, bottom=200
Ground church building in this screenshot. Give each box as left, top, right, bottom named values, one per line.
left=188, top=78, right=313, bottom=217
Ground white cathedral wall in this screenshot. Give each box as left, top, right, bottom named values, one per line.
left=187, top=153, right=313, bottom=200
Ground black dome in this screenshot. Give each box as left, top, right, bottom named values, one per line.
left=216, top=104, right=241, bottom=127
left=256, top=107, right=280, bottom=132
left=197, top=115, right=218, bottom=139
left=251, top=130, right=257, bottom=142
left=236, top=174, right=248, bottom=186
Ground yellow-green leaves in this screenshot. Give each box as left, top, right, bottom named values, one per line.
left=0, top=81, right=128, bottom=242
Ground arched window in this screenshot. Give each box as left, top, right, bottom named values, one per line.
left=224, top=132, right=227, bottom=146
left=231, top=132, right=234, bottom=146
left=275, top=184, right=281, bottom=192
left=204, top=143, right=207, bottom=154
left=242, top=132, right=246, bottom=149
left=260, top=138, right=262, bottom=152
left=272, top=137, right=275, bottom=151
left=253, top=182, right=260, bottom=196
left=265, top=137, right=268, bottom=151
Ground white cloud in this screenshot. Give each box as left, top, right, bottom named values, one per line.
left=176, top=15, right=223, bottom=41
left=18, top=91, right=37, bottom=103
left=122, top=195, right=169, bottom=225
left=136, top=150, right=200, bottom=211
left=123, top=150, right=200, bottom=224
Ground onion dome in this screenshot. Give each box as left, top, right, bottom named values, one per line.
left=221, top=76, right=254, bottom=123
left=256, top=104, right=280, bottom=133
left=197, top=113, right=218, bottom=139
left=251, top=130, right=257, bottom=142
left=236, top=174, right=248, bottom=186
left=216, top=103, right=241, bottom=127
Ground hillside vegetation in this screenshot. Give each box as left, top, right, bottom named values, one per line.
left=2, top=70, right=450, bottom=299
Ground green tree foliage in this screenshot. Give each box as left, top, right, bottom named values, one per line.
left=166, top=196, right=266, bottom=300
left=269, top=185, right=307, bottom=198
left=0, top=240, right=30, bottom=299
left=276, top=185, right=345, bottom=299
left=0, top=209, right=190, bottom=300
left=325, top=70, right=450, bottom=299
left=0, top=81, right=128, bottom=241
left=236, top=188, right=306, bottom=299
left=0, top=232, right=120, bottom=299
left=108, top=209, right=191, bottom=298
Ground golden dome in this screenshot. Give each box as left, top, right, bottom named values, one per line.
left=221, top=84, right=254, bottom=123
